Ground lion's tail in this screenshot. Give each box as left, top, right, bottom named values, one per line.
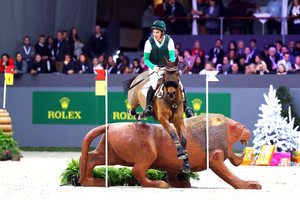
left=79, top=125, right=109, bottom=183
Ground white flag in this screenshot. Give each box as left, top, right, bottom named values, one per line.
left=206, top=71, right=219, bottom=82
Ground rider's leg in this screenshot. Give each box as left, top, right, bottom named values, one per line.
left=144, top=70, right=160, bottom=116
left=179, top=80, right=194, bottom=118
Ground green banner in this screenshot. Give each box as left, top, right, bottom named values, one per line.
left=33, top=91, right=231, bottom=124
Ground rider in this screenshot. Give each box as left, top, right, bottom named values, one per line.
left=143, top=20, right=194, bottom=118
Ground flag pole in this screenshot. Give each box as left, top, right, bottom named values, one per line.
left=206, top=74, right=209, bottom=188
left=105, top=69, right=108, bottom=188
left=3, top=71, right=7, bottom=109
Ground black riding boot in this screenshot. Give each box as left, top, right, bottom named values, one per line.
left=183, top=88, right=194, bottom=118
left=144, top=86, right=155, bottom=116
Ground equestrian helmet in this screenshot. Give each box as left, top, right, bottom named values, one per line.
left=151, top=20, right=166, bottom=32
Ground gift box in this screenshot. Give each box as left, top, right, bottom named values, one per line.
left=292, top=156, right=300, bottom=163
left=279, top=158, right=291, bottom=166
left=241, top=147, right=255, bottom=166
left=256, top=145, right=275, bottom=166
left=270, top=152, right=291, bottom=166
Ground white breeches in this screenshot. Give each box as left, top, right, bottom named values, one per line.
left=148, top=68, right=183, bottom=90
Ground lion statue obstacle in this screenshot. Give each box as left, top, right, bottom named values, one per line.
left=79, top=114, right=262, bottom=189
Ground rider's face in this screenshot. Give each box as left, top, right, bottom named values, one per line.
left=152, top=29, right=163, bottom=41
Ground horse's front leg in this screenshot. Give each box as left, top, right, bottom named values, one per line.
left=175, top=121, right=191, bottom=173
left=159, top=119, right=187, bottom=160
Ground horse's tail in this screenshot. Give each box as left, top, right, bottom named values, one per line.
left=79, top=125, right=109, bottom=183
left=122, top=75, right=138, bottom=93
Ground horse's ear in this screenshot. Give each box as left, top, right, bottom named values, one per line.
left=163, top=56, right=168, bottom=66
left=174, top=57, right=179, bottom=66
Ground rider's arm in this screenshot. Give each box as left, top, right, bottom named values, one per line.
left=144, top=52, right=155, bottom=69
left=168, top=38, right=175, bottom=62
left=143, top=40, right=156, bottom=69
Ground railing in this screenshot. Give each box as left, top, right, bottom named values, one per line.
left=163, top=16, right=299, bottom=42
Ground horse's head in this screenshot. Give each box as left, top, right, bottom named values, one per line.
left=162, top=56, right=180, bottom=100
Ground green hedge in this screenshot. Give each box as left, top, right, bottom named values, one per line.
left=60, top=158, right=199, bottom=186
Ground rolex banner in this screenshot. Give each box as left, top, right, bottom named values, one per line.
left=32, top=91, right=231, bottom=125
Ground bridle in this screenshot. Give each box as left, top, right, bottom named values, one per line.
left=160, top=66, right=185, bottom=122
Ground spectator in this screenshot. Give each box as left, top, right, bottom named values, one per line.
left=249, top=39, right=260, bottom=64
left=226, top=0, right=246, bottom=34
left=295, top=40, right=300, bottom=55
left=34, top=35, right=48, bottom=60
left=275, top=40, right=283, bottom=57
left=191, top=56, right=204, bottom=74
left=291, top=55, right=300, bottom=74
left=132, top=58, right=144, bottom=74
left=107, top=56, right=118, bottom=74
left=92, top=57, right=103, bottom=74
left=260, top=44, right=270, bottom=60
left=154, top=0, right=168, bottom=17
left=289, top=40, right=296, bottom=56
left=175, top=42, right=183, bottom=56
left=117, top=55, right=130, bottom=74
left=255, top=54, right=267, bottom=69
left=184, top=50, right=195, bottom=70
left=237, top=40, right=245, bottom=58
left=227, top=41, right=237, bottom=55
left=191, top=0, right=208, bottom=34
left=199, top=62, right=215, bottom=75
left=289, top=0, right=300, bottom=34
left=98, top=54, right=107, bottom=69
left=62, top=30, right=72, bottom=54
left=31, top=54, right=48, bottom=74
left=140, top=55, right=147, bottom=71
left=69, top=27, right=84, bottom=60
left=276, top=64, right=287, bottom=75
left=140, top=2, right=154, bottom=50
left=191, top=40, right=205, bottom=61
left=277, top=52, right=292, bottom=72
left=265, top=0, right=282, bottom=34
left=62, top=54, right=75, bottom=74
left=216, top=56, right=231, bottom=74
left=208, top=39, right=225, bottom=66
left=228, top=50, right=238, bottom=65
left=88, top=25, right=106, bottom=58
left=228, top=63, right=243, bottom=74
left=46, top=36, right=56, bottom=72
left=244, top=46, right=252, bottom=64
left=75, top=54, right=93, bottom=74
left=165, top=0, right=187, bottom=34
left=246, top=63, right=256, bottom=74
left=174, top=48, right=181, bottom=57
left=14, top=53, right=27, bottom=75
left=281, top=45, right=295, bottom=65
left=54, top=31, right=70, bottom=73
left=205, top=0, right=220, bottom=34
left=264, top=46, right=279, bottom=73
left=18, top=36, right=35, bottom=72
left=0, top=53, right=14, bottom=73
left=255, top=60, right=269, bottom=75
left=238, top=55, right=247, bottom=73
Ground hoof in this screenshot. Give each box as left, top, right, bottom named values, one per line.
left=181, top=163, right=191, bottom=173
left=128, top=109, right=136, bottom=116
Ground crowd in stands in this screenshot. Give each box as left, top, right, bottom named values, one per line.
left=1, top=23, right=300, bottom=76
left=144, top=0, right=300, bottom=35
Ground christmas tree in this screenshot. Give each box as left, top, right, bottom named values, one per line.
left=253, top=85, right=300, bottom=157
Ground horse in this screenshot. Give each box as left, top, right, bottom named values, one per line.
left=123, top=56, right=190, bottom=173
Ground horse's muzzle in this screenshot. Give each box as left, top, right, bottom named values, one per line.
left=167, top=91, right=176, bottom=100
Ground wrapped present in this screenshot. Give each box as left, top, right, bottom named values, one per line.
left=279, top=158, right=291, bottom=167
left=270, top=152, right=291, bottom=166
left=292, top=156, right=300, bottom=163
left=241, top=147, right=255, bottom=166
left=256, top=145, right=275, bottom=166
